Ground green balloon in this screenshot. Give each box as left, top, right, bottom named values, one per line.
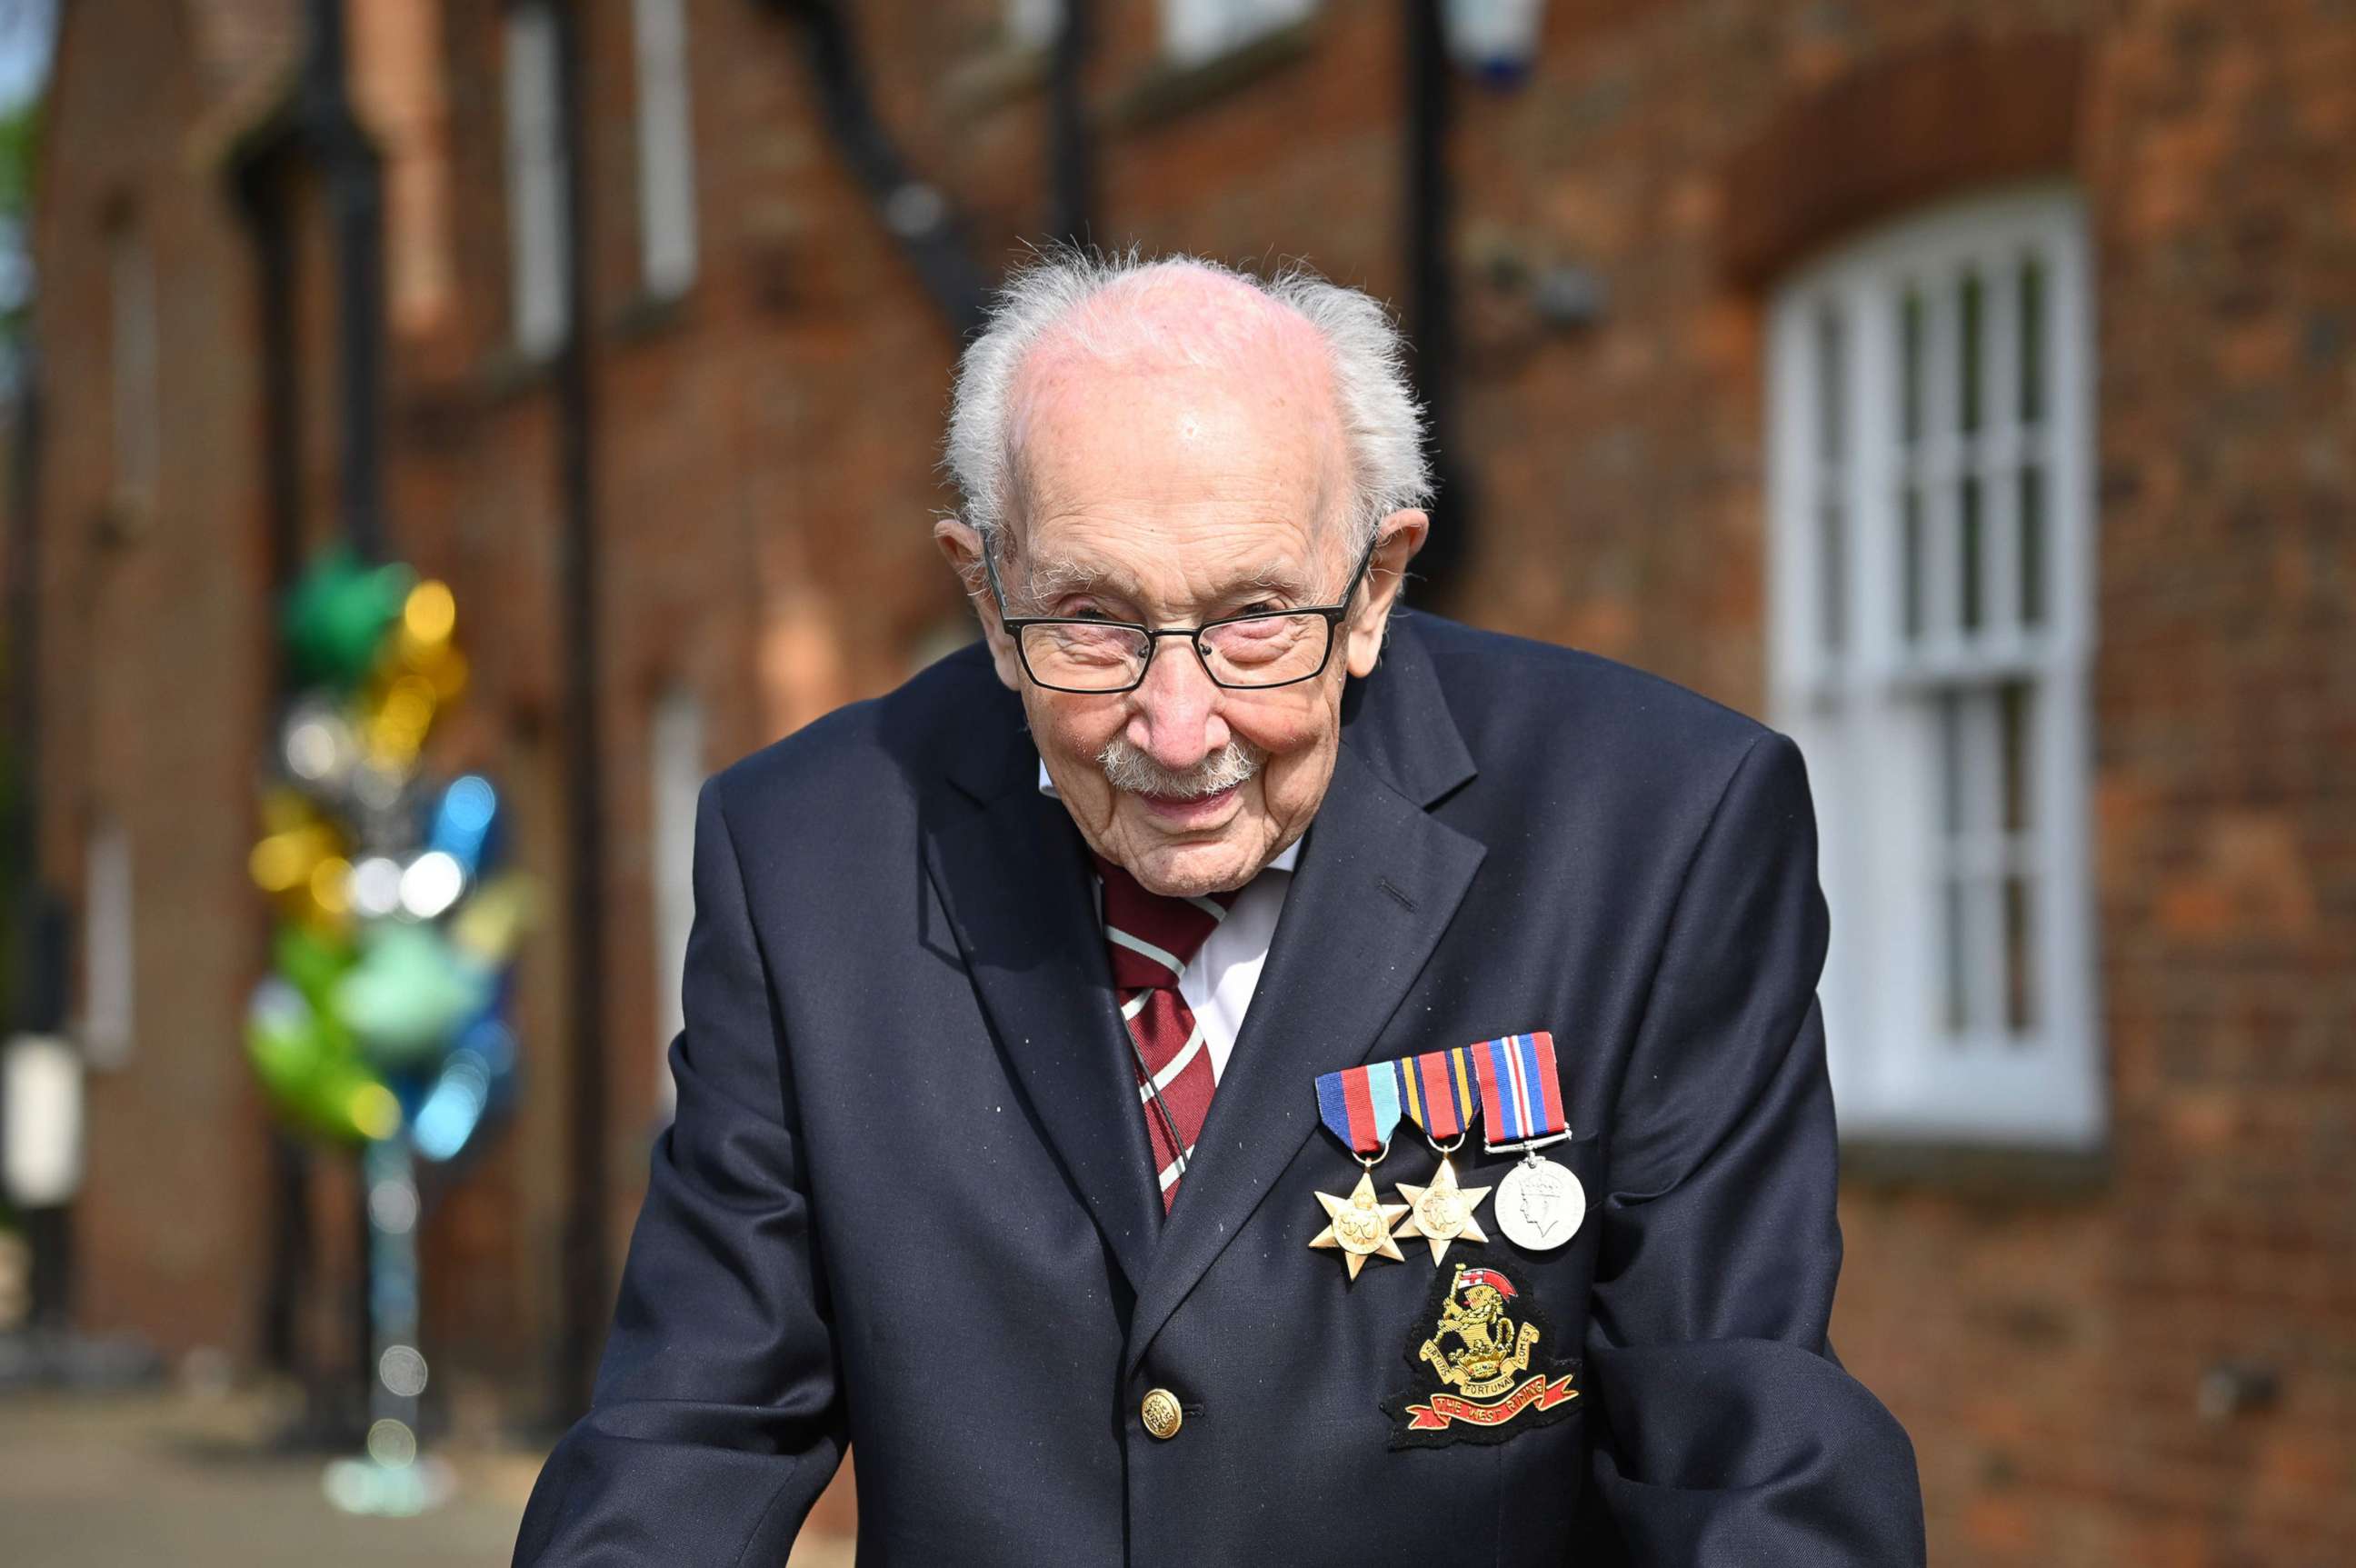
left=246, top=977, right=327, bottom=1106
left=245, top=977, right=374, bottom=1143
left=334, top=922, right=494, bottom=1070
left=281, top=544, right=417, bottom=691
left=274, top=922, right=357, bottom=1015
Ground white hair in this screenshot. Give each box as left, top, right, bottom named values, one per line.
left=941, top=246, right=1433, bottom=567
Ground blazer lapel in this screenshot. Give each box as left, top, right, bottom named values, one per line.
left=924, top=781, right=1164, bottom=1300
left=1124, top=640, right=1485, bottom=1372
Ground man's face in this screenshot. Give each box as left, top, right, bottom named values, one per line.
left=939, top=333, right=1423, bottom=898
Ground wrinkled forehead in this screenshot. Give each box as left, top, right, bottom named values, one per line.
left=1001, top=275, right=1354, bottom=563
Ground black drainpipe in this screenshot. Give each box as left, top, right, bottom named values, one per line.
left=1402, top=0, right=1470, bottom=604
left=4, top=328, right=75, bottom=1340
left=228, top=134, right=317, bottom=1391
left=1045, top=0, right=1095, bottom=247
left=302, top=0, right=388, bottom=565
left=550, top=0, right=614, bottom=1426
left=214, top=0, right=392, bottom=1433
left=306, top=0, right=393, bottom=1415
left=764, top=0, right=990, bottom=336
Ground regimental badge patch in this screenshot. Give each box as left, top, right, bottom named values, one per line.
left=1382, top=1260, right=1581, bottom=1449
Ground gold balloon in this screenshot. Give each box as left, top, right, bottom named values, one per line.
left=422, top=645, right=470, bottom=704
left=450, top=870, right=539, bottom=965
left=250, top=824, right=336, bottom=894
left=310, top=856, right=354, bottom=917
left=402, top=580, right=457, bottom=649
left=356, top=669, right=444, bottom=770
left=349, top=1083, right=404, bottom=1142
left=259, top=785, right=317, bottom=836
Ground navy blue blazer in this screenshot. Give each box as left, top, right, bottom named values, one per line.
left=514, top=612, right=1924, bottom=1566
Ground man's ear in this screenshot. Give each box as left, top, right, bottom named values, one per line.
left=1344, top=509, right=1430, bottom=677
left=933, top=519, right=1024, bottom=692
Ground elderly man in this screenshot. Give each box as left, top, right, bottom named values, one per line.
left=515, top=253, right=1924, bottom=1565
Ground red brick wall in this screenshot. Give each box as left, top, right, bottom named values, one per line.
left=23, top=0, right=2353, bottom=1560
left=27, top=0, right=280, bottom=1363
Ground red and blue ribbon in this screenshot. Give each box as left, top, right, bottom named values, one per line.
left=1397, top=1047, right=1479, bottom=1143
left=1316, top=1061, right=1404, bottom=1156
left=1471, top=1032, right=1568, bottom=1146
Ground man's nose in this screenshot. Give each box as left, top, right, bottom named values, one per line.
left=1126, top=639, right=1230, bottom=772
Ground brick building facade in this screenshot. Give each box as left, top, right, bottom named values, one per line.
left=19, top=1, right=2353, bottom=1561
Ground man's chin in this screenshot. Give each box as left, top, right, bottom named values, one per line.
left=1117, top=825, right=1267, bottom=898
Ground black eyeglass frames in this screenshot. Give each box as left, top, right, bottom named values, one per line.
left=983, top=533, right=1381, bottom=694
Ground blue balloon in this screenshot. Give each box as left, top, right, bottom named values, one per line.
left=426, top=774, right=500, bottom=877
left=411, top=1049, right=494, bottom=1163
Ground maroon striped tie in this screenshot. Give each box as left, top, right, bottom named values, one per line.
left=1093, top=854, right=1239, bottom=1211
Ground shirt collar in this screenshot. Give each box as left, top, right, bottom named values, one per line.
left=1037, top=757, right=1302, bottom=874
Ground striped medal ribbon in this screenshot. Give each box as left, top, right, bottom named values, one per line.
left=1391, top=1048, right=1492, bottom=1263
left=1469, top=1033, right=1585, bottom=1253
left=1309, top=1063, right=1410, bottom=1279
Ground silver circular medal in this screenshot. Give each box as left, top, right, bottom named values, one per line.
left=1496, top=1155, right=1585, bottom=1253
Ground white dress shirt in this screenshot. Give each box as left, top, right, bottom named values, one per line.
left=1038, top=759, right=1296, bottom=1086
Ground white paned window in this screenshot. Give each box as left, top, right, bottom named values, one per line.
left=650, top=686, right=705, bottom=1116
left=79, top=814, right=135, bottom=1069
left=108, top=216, right=159, bottom=504
left=1006, top=0, right=1063, bottom=50
left=1766, top=183, right=2102, bottom=1148
left=1161, top=0, right=1317, bottom=66
left=632, top=0, right=696, bottom=299
left=504, top=1, right=569, bottom=357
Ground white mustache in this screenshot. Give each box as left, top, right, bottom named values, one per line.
left=1097, top=736, right=1262, bottom=799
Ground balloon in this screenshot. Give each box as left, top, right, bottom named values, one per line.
left=246, top=978, right=330, bottom=1106
left=426, top=776, right=499, bottom=877
left=245, top=976, right=385, bottom=1144
left=357, top=671, right=442, bottom=771
left=281, top=545, right=417, bottom=693
left=333, top=923, right=495, bottom=1071
left=280, top=696, right=361, bottom=792
left=273, top=921, right=358, bottom=1014
left=254, top=547, right=531, bottom=1163
left=448, top=870, right=536, bottom=966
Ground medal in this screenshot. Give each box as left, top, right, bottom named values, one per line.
left=1390, top=1049, right=1492, bottom=1264
left=1470, top=1033, right=1585, bottom=1253
left=1311, top=1063, right=1410, bottom=1280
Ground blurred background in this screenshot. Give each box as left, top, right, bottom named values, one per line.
left=0, top=0, right=2349, bottom=1563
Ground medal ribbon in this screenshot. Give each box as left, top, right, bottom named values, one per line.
left=1471, top=1032, right=1568, bottom=1146
left=1315, top=1061, right=1404, bottom=1156
left=1395, top=1047, right=1479, bottom=1143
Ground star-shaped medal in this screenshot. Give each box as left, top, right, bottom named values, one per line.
left=1391, top=1155, right=1492, bottom=1264
left=1310, top=1170, right=1411, bottom=1280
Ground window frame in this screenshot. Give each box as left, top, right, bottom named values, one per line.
left=1005, top=0, right=1063, bottom=52
left=503, top=0, right=570, bottom=358
left=1158, top=0, right=1318, bottom=67
left=106, top=211, right=160, bottom=509
left=1766, top=181, right=2104, bottom=1149
left=78, top=812, right=136, bottom=1070
left=648, top=685, right=705, bottom=1118
left=631, top=0, right=697, bottom=301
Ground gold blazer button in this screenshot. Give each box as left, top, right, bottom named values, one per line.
left=1140, top=1388, right=1183, bottom=1440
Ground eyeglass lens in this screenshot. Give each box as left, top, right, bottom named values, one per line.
left=1019, top=614, right=1332, bottom=691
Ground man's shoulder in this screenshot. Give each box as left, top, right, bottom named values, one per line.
left=1398, top=612, right=1779, bottom=775
left=704, top=639, right=1013, bottom=830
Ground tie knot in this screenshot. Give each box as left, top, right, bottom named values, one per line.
left=1092, top=853, right=1238, bottom=991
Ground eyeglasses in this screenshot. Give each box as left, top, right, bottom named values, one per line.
left=983, top=533, right=1380, bottom=694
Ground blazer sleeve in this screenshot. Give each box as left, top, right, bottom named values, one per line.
left=1575, top=731, right=1926, bottom=1565
left=514, top=776, right=846, bottom=1567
